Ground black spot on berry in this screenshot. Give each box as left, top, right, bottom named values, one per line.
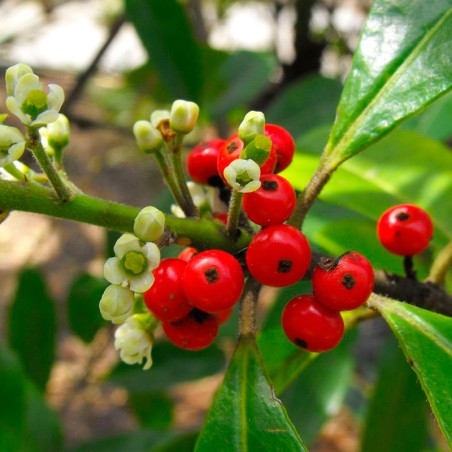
left=295, top=338, right=308, bottom=348
left=191, top=308, right=211, bottom=324
left=262, top=180, right=278, bottom=191
left=278, top=259, right=292, bottom=273
left=396, top=212, right=410, bottom=221
left=227, top=142, right=239, bottom=154
left=341, top=273, right=356, bottom=289
left=205, top=267, right=219, bottom=283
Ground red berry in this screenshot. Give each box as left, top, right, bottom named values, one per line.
left=178, top=247, right=198, bottom=262
left=246, top=225, right=311, bottom=287
left=377, top=204, right=433, bottom=256
left=217, top=134, right=277, bottom=183
left=242, top=173, right=296, bottom=226
left=162, top=309, right=219, bottom=351
left=264, top=124, right=295, bottom=173
left=143, top=258, right=192, bottom=322
left=213, top=213, right=228, bottom=225
left=281, top=294, right=344, bottom=352
left=312, top=251, right=374, bottom=311
left=182, top=250, right=244, bottom=313
left=186, top=138, right=224, bottom=185
left=214, top=307, right=234, bottom=324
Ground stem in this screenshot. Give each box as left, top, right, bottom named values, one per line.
left=239, top=277, right=261, bottom=337
left=427, top=241, right=452, bottom=285
left=226, top=189, right=243, bottom=237
left=27, top=128, right=72, bottom=202
left=0, top=179, right=252, bottom=253
left=403, top=255, right=417, bottom=280
left=3, top=163, right=29, bottom=182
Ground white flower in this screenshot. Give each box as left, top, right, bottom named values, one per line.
left=114, top=315, right=153, bottom=370
left=5, top=64, right=64, bottom=127
left=223, top=159, right=261, bottom=193
left=133, top=120, right=163, bottom=153
left=238, top=111, right=265, bottom=145
left=0, top=125, right=26, bottom=168
left=40, top=114, right=70, bottom=150
left=99, top=284, right=135, bottom=324
left=104, top=234, right=160, bottom=293
left=133, top=206, right=165, bottom=242
left=169, top=100, right=199, bottom=134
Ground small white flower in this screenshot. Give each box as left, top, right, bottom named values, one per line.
left=99, top=284, right=135, bottom=324
left=133, top=120, right=163, bottom=153
left=223, top=159, right=261, bottom=193
left=104, top=233, right=160, bottom=293
left=238, top=111, right=265, bottom=145
left=169, top=100, right=199, bottom=134
left=0, top=125, right=26, bottom=168
left=134, top=206, right=165, bottom=242
left=40, top=114, right=70, bottom=150
left=5, top=64, right=64, bottom=127
left=114, top=315, right=153, bottom=370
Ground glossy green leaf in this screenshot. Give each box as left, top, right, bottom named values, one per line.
left=125, top=0, right=203, bottom=102
left=7, top=268, right=56, bottom=391
left=368, top=295, right=452, bottom=446
left=264, top=75, right=342, bottom=138
left=108, top=341, right=225, bottom=392
left=281, top=333, right=355, bottom=445
left=129, top=391, right=173, bottom=430
left=67, top=273, right=108, bottom=343
left=195, top=336, right=307, bottom=451
left=324, top=0, right=452, bottom=166
left=361, top=336, right=428, bottom=452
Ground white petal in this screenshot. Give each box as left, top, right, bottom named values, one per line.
left=142, top=242, right=160, bottom=268
left=14, top=73, right=42, bottom=104
left=129, top=271, right=155, bottom=293
left=31, top=110, right=59, bottom=127
left=6, top=97, right=31, bottom=125
left=104, top=257, right=127, bottom=285
left=114, top=233, right=141, bottom=258
left=47, top=84, right=65, bottom=111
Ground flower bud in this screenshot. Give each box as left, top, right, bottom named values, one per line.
left=114, top=314, right=154, bottom=370
left=99, top=284, right=135, bottom=324
left=0, top=125, right=26, bottom=168
left=241, top=134, right=272, bottom=166
left=133, top=120, right=163, bottom=153
left=150, top=110, right=170, bottom=129
left=42, top=114, right=70, bottom=150
left=169, top=100, right=199, bottom=134
left=223, top=159, right=261, bottom=193
left=238, top=111, right=265, bottom=145
left=133, top=206, right=165, bottom=242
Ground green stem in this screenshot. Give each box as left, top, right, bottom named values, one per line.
left=226, top=189, right=243, bottom=237
left=27, top=128, right=72, bottom=202
left=427, top=241, right=452, bottom=285
left=3, top=163, right=29, bottom=182
left=0, top=179, right=252, bottom=253
left=238, top=277, right=261, bottom=337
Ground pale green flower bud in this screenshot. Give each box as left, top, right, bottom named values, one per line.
left=223, top=159, right=261, bottom=193
left=133, top=120, right=163, bottom=153
left=238, top=111, right=265, bottom=145
left=114, top=314, right=153, bottom=370
left=43, top=114, right=70, bottom=149
left=5, top=64, right=64, bottom=127
left=0, top=125, right=26, bottom=168
left=133, top=206, right=165, bottom=242
left=104, top=233, right=160, bottom=293
left=99, top=284, right=135, bottom=324
left=150, top=110, right=170, bottom=128
left=241, top=134, right=272, bottom=166
left=169, top=100, right=199, bottom=134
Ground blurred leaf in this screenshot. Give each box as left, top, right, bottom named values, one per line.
left=7, top=268, right=56, bottom=391
left=151, top=431, right=198, bottom=451
left=264, top=75, right=342, bottom=138
left=108, top=341, right=225, bottom=392
left=281, top=332, right=355, bottom=446
left=0, top=344, right=26, bottom=448
left=129, top=391, right=173, bottom=430
left=324, top=0, right=452, bottom=167
left=368, top=296, right=452, bottom=446
left=361, top=336, right=428, bottom=452
left=195, top=336, right=307, bottom=451
left=206, top=51, right=276, bottom=119
left=125, top=0, right=203, bottom=101
left=67, top=273, right=108, bottom=343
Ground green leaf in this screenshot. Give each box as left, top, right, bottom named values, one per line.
left=361, top=336, right=428, bottom=452
left=67, top=273, right=108, bottom=343
left=108, top=341, right=225, bottom=392
left=125, top=0, right=203, bottom=102
left=368, top=296, right=452, bottom=446
left=325, top=0, right=452, bottom=166
left=7, top=268, right=57, bottom=391
left=195, top=336, right=307, bottom=451
left=264, top=75, right=343, bottom=138
left=129, top=391, right=173, bottom=430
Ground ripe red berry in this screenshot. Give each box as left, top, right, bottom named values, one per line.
left=264, top=124, right=295, bottom=173
left=162, top=309, right=219, bottom=351
left=281, top=294, right=344, bottom=352
left=312, top=251, right=374, bottom=311
left=242, top=173, right=296, bottom=226
left=182, top=249, right=244, bottom=313
left=186, top=138, right=224, bottom=185
left=143, top=258, right=192, bottom=322
left=377, top=204, right=433, bottom=256
left=217, top=134, right=277, bottom=183
left=214, top=307, right=234, bottom=324
left=213, top=213, right=228, bottom=225
left=246, top=225, right=311, bottom=287
left=178, top=247, right=198, bottom=262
